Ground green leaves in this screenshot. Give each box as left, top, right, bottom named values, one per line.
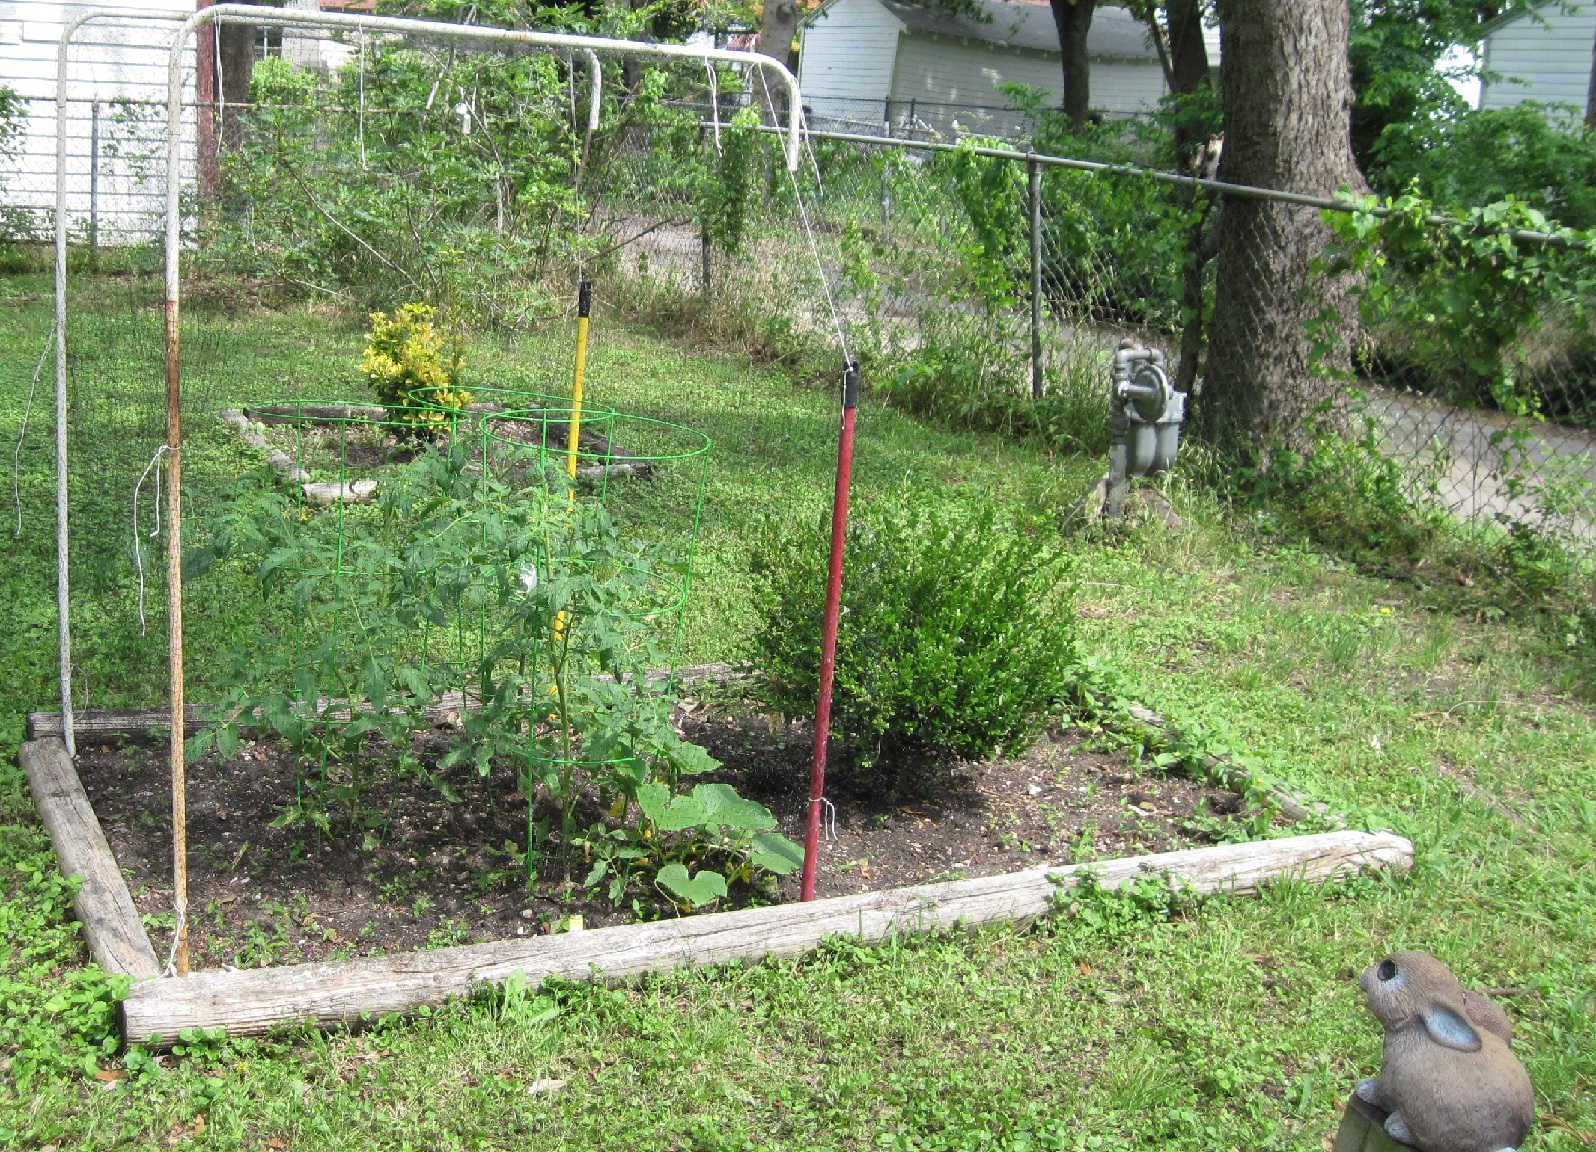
left=639, top=782, right=778, bottom=834
left=750, top=833, right=805, bottom=876
left=193, top=436, right=795, bottom=909
left=654, top=863, right=728, bottom=908
left=751, top=485, right=1076, bottom=798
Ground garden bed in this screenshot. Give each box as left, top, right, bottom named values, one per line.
left=73, top=700, right=1266, bottom=972
left=237, top=403, right=641, bottom=486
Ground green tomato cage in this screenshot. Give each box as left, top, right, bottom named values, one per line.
left=232, top=384, right=712, bottom=878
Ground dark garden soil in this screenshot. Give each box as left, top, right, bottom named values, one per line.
left=74, top=701, right=1264, bottom=972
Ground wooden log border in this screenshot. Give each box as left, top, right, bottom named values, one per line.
left=17, top=733, right=1410, bottom=1049
left=18, top=738, right=161, bottom=979
left=121, top=831, right=1412, bottom=1046
left=24, top=681, right=1408, bottom=1051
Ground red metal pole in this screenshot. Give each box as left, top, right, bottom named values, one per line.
left=801, top=360, right=860, bottom=902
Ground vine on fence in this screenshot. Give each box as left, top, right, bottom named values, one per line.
left=1320, top=190, right=1596, bottom=422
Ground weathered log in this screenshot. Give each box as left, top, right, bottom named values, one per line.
left=244, top=403, right=388, bottom=425
left=25, top=664, right=751, bottom=740
left=18, top=739, right=161, bottom=979
left=122, top=830, right=1412, bottom=1045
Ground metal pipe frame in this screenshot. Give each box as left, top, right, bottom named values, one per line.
left=150, top=7, right=804, bottom=974
left=54, top=9, right=191, bottom=760
left=168, top=7, right=799, bottom=172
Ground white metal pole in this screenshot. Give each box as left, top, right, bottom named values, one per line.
left=54, top=9, right=188, bottom=759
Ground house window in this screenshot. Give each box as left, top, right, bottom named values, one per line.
left=257, top=27, right=283, bottom=59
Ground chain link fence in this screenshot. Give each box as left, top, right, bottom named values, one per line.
left=12, top=20, right=1595, bottom=710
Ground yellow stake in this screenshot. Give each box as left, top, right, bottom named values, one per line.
left=565, top=278, right=592, bottom=494
left=555, top=279, right=593, bottom=646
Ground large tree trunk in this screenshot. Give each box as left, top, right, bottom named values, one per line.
left=1198, top=0, right=1362, bottom=457
left=759, top=0, right=800, bottom=72
left=756, top=0, right=799, bottom=123
left=217, top=0, right=275, bottom=154
left=1164, top=0, right=1209, bottom=108
left=1142, top=0, right=1216, bottom=396
left=1049, top=0, right=1096, bottom=129
left=218, top=21, right=256, bottom=153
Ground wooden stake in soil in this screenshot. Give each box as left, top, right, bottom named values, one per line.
left=164, top=255, right=188, bottom=979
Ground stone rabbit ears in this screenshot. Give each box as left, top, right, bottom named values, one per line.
left=1422, top=1004, right=1483, bottom=1052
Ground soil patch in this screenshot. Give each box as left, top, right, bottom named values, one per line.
left=74, top=702, right=1262, bottom=971
left=241, top=413, right=631, bottom=485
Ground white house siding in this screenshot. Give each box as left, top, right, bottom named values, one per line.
left=1, top=0, right=197, bottom=241
left=889, top=31, right=1165, bottom=135
left=1481, top=2, right=1595, bottom=114
left=797, top=0, right=904, bottom=126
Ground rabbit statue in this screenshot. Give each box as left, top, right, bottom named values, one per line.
left=1356, top=950, right=1534, bottom=1152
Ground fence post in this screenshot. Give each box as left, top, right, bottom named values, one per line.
left=1028, top=157, right=1043, bottom=400
left=89, top=100, right=101, bottom=269
left=880, top=116, right=893, bottom=232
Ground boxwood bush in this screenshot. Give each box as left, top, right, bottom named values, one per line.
left=749, top=488, right=1077, bottom=797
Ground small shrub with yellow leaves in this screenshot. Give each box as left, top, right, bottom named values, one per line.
left=361, top=303, right=472, bottom=431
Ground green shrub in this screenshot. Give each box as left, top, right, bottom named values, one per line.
left=749, top=488, right=1076, bottom=797
left=878, top=317, right=1110, bottom=456
left=1370, top=104, right=1596, bottom=230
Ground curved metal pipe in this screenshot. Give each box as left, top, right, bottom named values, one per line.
left=167, top=6, right=799, bottom=168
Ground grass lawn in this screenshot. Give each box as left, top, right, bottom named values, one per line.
left=0, top=273, right=1592, bottom=1150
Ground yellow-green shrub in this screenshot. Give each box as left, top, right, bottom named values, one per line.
left=361, top=303, right=471, bottom=429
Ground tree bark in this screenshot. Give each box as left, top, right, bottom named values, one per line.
left=1164, top=0, right=1209, bottom=105
left=759, top=0, right=800, bottom=72
left=755, top=0, right=799, bottom=123
left=1141, top=0, right=1216, bottom=396
left=217, top=0, right=274, bottom=154
left=1198, top=0, right=1363, bottom=457
left=1049, top=0, right=1096, bottom=129
left=219, top=21, right=255, bottom=153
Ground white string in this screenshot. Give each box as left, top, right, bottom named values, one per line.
left=132, top=444, right=169, bottom=636
left=705, top=61, right=721, bottom=154
left=567, top=51, right=578, bottom=137
left=758, top=71, right=851, bottom=364
left=12, top=326, right=53, bottom=538
left=213, top=22, right=223, bottom=176
left=162, top=905, right=187, bottom=978
left=358, top=28, right=368, bottom=167
left=820, top=797, right=838, bottom=842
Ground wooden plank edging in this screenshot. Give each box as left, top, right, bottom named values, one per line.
left=121, top=830, right=1412, bottom=1046
left=18, top=739, right=161, bottom=980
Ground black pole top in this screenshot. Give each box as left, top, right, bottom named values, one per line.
left=842, top=359, right=861, bottom=409
left=578, top=278, right=593, bottom=319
